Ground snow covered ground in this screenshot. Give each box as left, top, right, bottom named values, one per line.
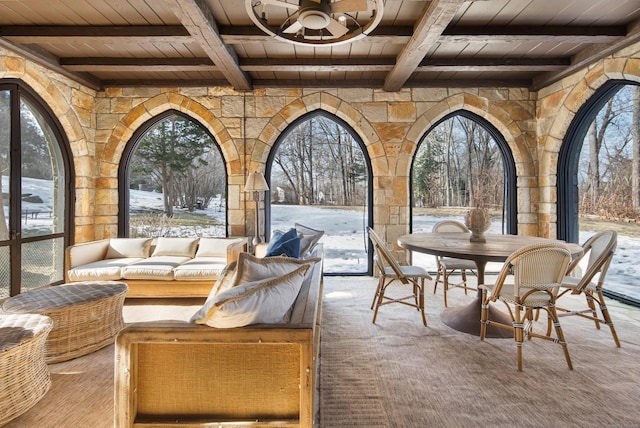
left=11, top=178, right=640, bottom=304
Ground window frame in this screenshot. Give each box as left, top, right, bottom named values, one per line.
left=410, top=110, right=517, bottom=235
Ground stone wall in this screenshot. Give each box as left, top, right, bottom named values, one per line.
left=3, top=40, right=640, bottom=262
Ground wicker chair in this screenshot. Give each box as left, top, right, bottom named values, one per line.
left=479, top=243, right=572, bottom=371
left=432, top=220, right=477, bottom=307
left=0, top=313, right=53, bottom=425
left=555, top=230, right=620, bottom=347
left=368, top=227, right=432, bottom=326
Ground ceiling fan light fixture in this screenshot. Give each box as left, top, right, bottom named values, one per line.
left=248, top=0, right=383, bottom=47
left=299, top=9, right=331, bottom=30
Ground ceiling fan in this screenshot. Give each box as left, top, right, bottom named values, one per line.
left=247, top=0, right=383, bottom=46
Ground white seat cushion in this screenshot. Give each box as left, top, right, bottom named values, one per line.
left=173, top=257, right=228, bottom=281
left=121, top=256, right=191, bottom=280
left=67, top=258, right=144, bottom=281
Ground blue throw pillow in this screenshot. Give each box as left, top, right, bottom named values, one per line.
left=265, top=227, right=301, bottom=258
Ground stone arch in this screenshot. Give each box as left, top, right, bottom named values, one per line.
left=405, top=93, right=530, bottom=234
left=99, top=94, right=241, bottom=238
left=102, top=94, right=239, bottom=175
left=542, top=54, right=640, bottom=238
left=250, top=92, right=381, bottom=174
left=406, top=93, right=531, bottom=179
left=0, top=57, right=91, bottom=190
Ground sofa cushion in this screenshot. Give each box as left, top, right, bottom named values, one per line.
left=121, top=256, right=191, bottom=280
left=232, top=252, right=321, bottom=287
left=152, top=237, right=199, bottom=258
left=190, top=264, right=311, bottom=328
left=67, top=258, right=144, bottom=281
left=265, top=228, right=300, bottom=258
left=195, top=237, right=243, bottom=258
left=106, top=238, right=152, bottom=259
left=295, top=223, right=324, bottom=256
left=173, top=257, right=228, bottom=281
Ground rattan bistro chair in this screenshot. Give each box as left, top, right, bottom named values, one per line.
left=368, top=227, right=431, bottom=326
left=555, top=230, right=620, bottom=347
left=480, top=243, right=573, bottom=371
left=432, top=220, right=477, bottom=307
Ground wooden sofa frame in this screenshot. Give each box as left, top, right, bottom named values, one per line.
left=114, top=246, right=323, bottom=427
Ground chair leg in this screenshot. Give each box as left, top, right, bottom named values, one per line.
left=443, top=270, right=449, bottom=308
left=418, top=278, right=427, bottom=327
left=371, top=276, right=383, bottom=310
left=480, top=289, right=488, bottom=340
left=433, top=268, right=441, bottom=294
left=585, top=293, right=600, bottom=329
left=514, top=305, right=525, bottom=371
left=549, top=306, right=573, bottom=370
left=372, top=279, right=388, bottom=324
left=461, top=271, right=468, bottom=295
left=595, top=290, right=621, bottom=347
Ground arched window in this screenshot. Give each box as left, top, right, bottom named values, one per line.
left=410, top=111, right=516, bottom=268
left=266, top=111, right=373, bottom=275
left=119, top=110, right=228, bottom=237
left=558, top=80, right=640, bottom=305
left=0, top=80, right=73, bottom=298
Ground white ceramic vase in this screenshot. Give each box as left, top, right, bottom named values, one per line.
left=464, top=208, right=491, bottom=242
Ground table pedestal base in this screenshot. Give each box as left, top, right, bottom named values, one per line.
left=441, top=297, right=513, bottom=338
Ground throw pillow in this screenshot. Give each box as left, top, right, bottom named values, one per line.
left=106, top=238, right=152, bottom=259
left=190, top=264, right=311, bottom=328
left=265, top=227, right=300, bottom=258
left=151, top=237, right=199, bottom=257
left=295, top=223, right=324, bottom=256
left=233, top=252, right=320, bottom=287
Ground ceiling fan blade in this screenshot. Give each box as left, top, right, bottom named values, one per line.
left=330, top=0, right=369, bottom=13
left=261, top=0, right=300, bottom=10
left=326, top=18, right=349, bottom=37
left=283, top=20, right=304, bottom=34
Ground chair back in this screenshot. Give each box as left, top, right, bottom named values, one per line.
left=432, top=220, right=470, bottom=233
left=493, top=243, right=571, bottom=299
left=567, top=230, right=617, bottom=293
left=368, top=227, right=408, bottom=284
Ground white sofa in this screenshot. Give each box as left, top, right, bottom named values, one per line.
left=64, top=237, right=248, bottom=298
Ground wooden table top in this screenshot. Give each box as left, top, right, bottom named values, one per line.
left=398, top=232, right=582, bottom=263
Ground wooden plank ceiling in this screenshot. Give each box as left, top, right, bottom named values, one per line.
left=1, top=0, right=640, bottom=92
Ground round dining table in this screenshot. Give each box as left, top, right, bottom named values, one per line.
left=397, top=232, right=583, bottom=338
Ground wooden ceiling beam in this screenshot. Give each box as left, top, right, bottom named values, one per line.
left=1, top=24, right=627, bottom=46
left=384, top=0, right=465, bottom=92
left=58, top=56, right=568, bottom=74
left=417, top=57, right=570, bottom=72
left=532, top=19, right=640, bottom=90
left=0, top=25, right=192, bottom=44
left=101, top=77, right=531, bottom=89
left=169, top=0, right=251, bottom=90
left=0, top=38, right=101, bottom=90
left=440, top=25, right=626, bottom=44
left=60, top=57, right=216, bottom=72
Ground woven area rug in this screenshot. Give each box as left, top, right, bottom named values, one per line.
left=318, top=276, right=640, bottom=427
left=5, top=276, right=640, bottom=427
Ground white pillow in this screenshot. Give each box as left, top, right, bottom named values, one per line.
left=295, top=223, right=324, bottom=256
left=190, top=264, right=310, bottom=328
left=233, top=252, right=320, bottom=286
left=195, top=237, right=243, bottom=257
left=106, top=238, right=152, bottom=259
left=152, top=237, right=199, bottom=257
